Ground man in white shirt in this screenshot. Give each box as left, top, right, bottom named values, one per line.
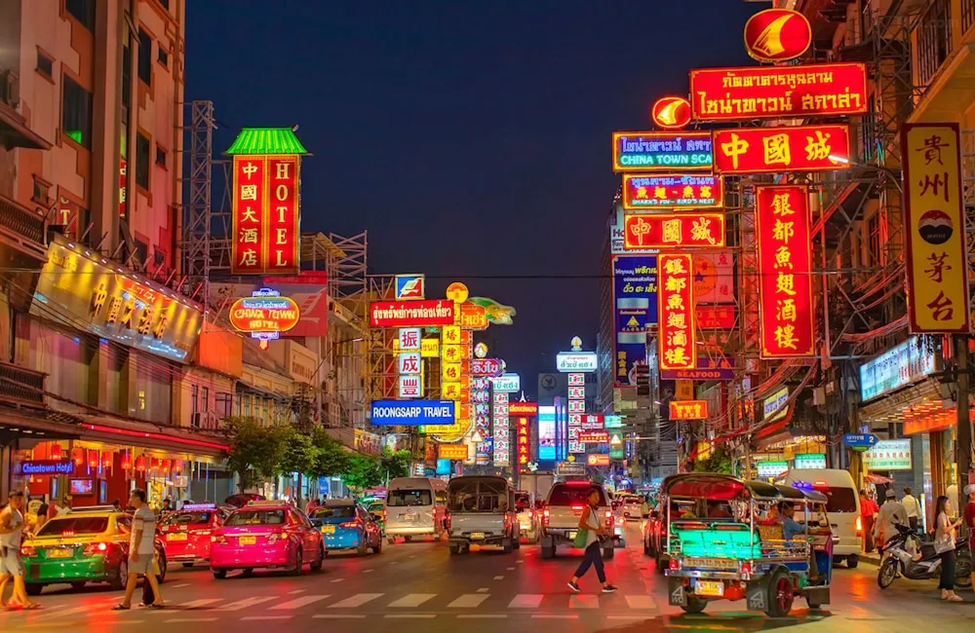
left=113, top=490, right=164, bottom=610
left=902, top=487, right=921, bottom=531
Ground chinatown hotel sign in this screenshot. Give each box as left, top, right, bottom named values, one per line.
left=31, top=235, right=202, bottom=362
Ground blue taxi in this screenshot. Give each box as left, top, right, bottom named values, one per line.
left=309, top=500, right=382, bottom=556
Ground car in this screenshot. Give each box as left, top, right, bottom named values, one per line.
left=309, top=500, right=383, bottom=556
left=160, top=503, right=228, bottom=567
left=224, top=493, right=265, bottom=509
left=620, top=494, right=649, bottom=521
left=539, top=481, right=615, bottom=560
left=363, top=500, right=386, bottom=536
left=21, top=509, right=166, bottom=595
left=209, top=501, right=325, bottom=578
left=515, top=491, right=540, bottom=544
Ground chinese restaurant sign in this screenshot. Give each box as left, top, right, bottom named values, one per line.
left=902, top=123, right=970, bottom=333
left=755, top=185, right=815, bottom=358
left=669, top=400, right=710, bottom=420
left=517, top=416, right=531, bottom=472
left=623, top=214, right=725, bottom=250
left=689, top=63, right=868, bottom=121
left=743, top=9, right=812, bottom=63
left=613, top=255, right=657, bottom=384
left=438, top=443, right=468, bottom=460
left=612, top=132, right=712, bottom=172
left=370, top=300, right=455, bottom=327
left=622, top=174, right=722, bottom=210
left=658, top=254, right=696, bottom=371
left=713, top=125, right=851, bottom=174
left=862, top=439, right=912, bottom=471
left=231, top=155, right=301, bottom=275
left=32, top=236, right=202, bottom=363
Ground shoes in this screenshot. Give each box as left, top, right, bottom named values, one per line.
left=567, top=581, right=581, bottom=593
left=602, top=585, right=619, bottom=593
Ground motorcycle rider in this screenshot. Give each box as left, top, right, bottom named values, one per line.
left=873, top=489, right=908, bottom=556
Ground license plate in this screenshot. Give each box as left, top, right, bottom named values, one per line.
left=321, top=525, right=336, bottom=534
left=696, top=580, right=725, bottom=597
left=404, top=515, right=416, bottom=523
left=470, top=532, right=485, bottom=540
left=567, top=531, right=577, bottom=540
left=238, top=536, right=256, bottom=545
left=685, top=558, right=735, bottom=569
left=48, top=549, right=73, bottom=559
left=168, top=533, right=188, bottom=541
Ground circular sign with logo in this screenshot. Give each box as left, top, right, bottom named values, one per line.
left=446, top=282, right=469, bottom=303
left=918, top=209, right=954, bottom=245
left=743, top=8, right=812, bottom=63
left=474, top=342, right=488, bottom=358
left=651, top=96, right=692, bottom=130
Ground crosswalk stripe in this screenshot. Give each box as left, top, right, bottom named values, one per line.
left=385, top=614, right=435, bottom=619
left=179, top=599, right=223, bottom=609
left=241, top=615, right=292, bottom=621
left=29, top=605, right=99, bottom=619
left=328, top=593, right=384, bottom=608
left=387, top=594, right=437, bottom=608
left=508, top=594, right=544, bottom=609
left=271, top=595, right=330, bottom=610
left=624, top=595, right=656, bottom=610
left=569, top=595, right=599, bottom=609
left=448, top=594, right=489, bottom=608
left=213, top=597, right=277, bottom=611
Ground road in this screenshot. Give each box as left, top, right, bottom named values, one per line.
left=4, top=523, right=975, bottom=632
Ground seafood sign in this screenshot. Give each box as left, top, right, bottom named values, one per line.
left=370, top=299, right=455, bottom=327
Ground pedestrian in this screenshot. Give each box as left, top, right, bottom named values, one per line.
left=859, top=490, right=879, bottom=553
left=56, top=495, right=72, bottom=517
left=902, top=487, right=921, bottom=532
left=305, top=498, right=319, bottom=515
left=934, top=494, right=963, bottom=602
left=0, top=491, right=38, bottom=610
left=566, top=489, right=617, bottom=593
left=873, top=489, right=908, bottom=556
left=33, top=497, right=49, bottom=532
left=963, top=484, right=975, bottom=588
left=112, top=499, right=122, bottom=513
left=113, top=490, right=164, bottom=610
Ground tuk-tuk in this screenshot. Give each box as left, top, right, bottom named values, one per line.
left=663, top=473, right=832, bottom=617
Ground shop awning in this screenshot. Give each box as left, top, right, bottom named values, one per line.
left=0, top=405, right=85, bottom=439
left=859, top=377, right=948, bottom=428
left=76, top=415, right=230, bottom=459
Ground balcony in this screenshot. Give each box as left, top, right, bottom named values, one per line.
left=0, top=70, right=51, bottom=151
left=0, top=192, right=48, bottom=259
left=0, top=361, right=46, bottom=407
left=909, top=0, right=975, bottom=122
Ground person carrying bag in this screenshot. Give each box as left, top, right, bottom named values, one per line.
left=567, top=488, right=617, bottom=594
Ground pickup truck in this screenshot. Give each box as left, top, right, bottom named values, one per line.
left=540, top=481, right=615, bottom=560
left=446, top=475, right=520, bottom=555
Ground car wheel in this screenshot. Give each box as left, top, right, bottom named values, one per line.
left=289, top=549, right=303, bottom=576
left=847, top=555, right=859, bottom=569
left=110, top=559, right=128, bottom=590
left=357, top=541, right=368, bottom=556
left=212, top=568, right=227, bottom=580
left=681, top=596, right=707, bottom=614
left=449, top=544, right=460, bottom=556
left=541, top=545, right=555, bottom=559
left=373, top=539, right=382, bottom=555
left=310, top=546, right=325, bottom=572
left=387, top=537, right=396, bottom=545
left=404, top=535, right=412, bottom=542
left=181, top=562, right=194, bottom=568
left=156, top=551, right=167, bottom=584
left=503, top=538, right=513, bottom=554
left=655, top=550, right=666, bottom=575
left=765, top=568, right=795, bottom=617
left=513, top=530, right=521, bottom=550
left=26, top=584, right=44, bottom=596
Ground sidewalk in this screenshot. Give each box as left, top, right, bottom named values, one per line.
left=859, top=550, right=882, bottom=566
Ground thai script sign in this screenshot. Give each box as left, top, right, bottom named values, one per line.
left=370, top=299, right=455, bottom=327
left=612, top=132, right=712, bottom=172
left=622, top=174, right=722, bottom=210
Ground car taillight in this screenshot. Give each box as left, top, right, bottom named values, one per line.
left=340, top=521, right=359, bottom=529
left=82, top=542, right=110, bottom=556
left=504, top=513, right=511, bottom=529
left=21, top=545, right=36, bottom=557
left=856, top=515, right=862, bottom=533
left=542, top=508, right=550, bottom=526
left=604, top=510, right=613, bottom=527
left=571, top=505, right=584, bottom=512
left=669, top=558, right=681, bottom=571
left=210, top=535, right=228, bottom=545
left=267, top=531, right=289, bottom=544
left=740, top=561, right=752, bottom=579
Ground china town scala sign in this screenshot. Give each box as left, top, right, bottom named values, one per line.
left=229, top=288, right=300, bottom=340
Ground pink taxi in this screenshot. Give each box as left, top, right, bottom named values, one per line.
left=160, top=503, right=228, bottom=567
left=209, top=501, right=324, bottom=579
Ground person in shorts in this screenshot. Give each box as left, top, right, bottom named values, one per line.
left=0, top=491, right=37, bottom=610
left=114, top=490, right=164, bottom=609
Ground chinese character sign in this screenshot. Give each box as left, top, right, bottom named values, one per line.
left=623, top=214, right=725, bottom=250
left=622, top=174, right=722, bottom=210
left=517, top=417, right=531, bottom=472
left=658, top=254, right=696, bottom=371
left=712, top=125, right=851, bottom=174
left=755, top=185, right=815, bottom=357
left=902, top=123, right=971, bottom=333
left=614, top=255, right=657, bottom=384
left=398, top=328, right=421, bottom=351
left=493, top=391, right=510, bottom=466
left=231, top=155, right=301, bottom=275
left=568, top=373, right=586, bottom=454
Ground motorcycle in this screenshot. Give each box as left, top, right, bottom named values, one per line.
left=878, top=523, right=972, bottom=589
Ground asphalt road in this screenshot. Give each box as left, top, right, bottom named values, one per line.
left=4, top=523, right=975, bottom=632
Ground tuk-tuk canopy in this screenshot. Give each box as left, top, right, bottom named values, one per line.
left=662, top=473, right=827, bottom=504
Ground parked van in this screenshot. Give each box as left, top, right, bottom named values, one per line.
left=384, top=477, right=448, bottom=544
left=447, top=476, right=519, bottom=554
left=777, top=468, right=862, bottom=567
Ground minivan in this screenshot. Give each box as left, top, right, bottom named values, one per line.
left=778, top=468, right=862, bottom=567
left=384, top=477, right=448, bottom=544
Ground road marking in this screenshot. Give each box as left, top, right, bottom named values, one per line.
left=173, top=583, right=191, bottom=588
left=271, top=595, right=331, bottom=610
left=214, top=596, right=277, bottom=611
left=569, top=595, right=599, bottom=609
left=287, top=589, right=305, bottom=595
left=493, top=575, right=504, bottom=580
left=385, top=614, right=436, bottom=619
left=313, top=614, right=367, bottom=619
left=166, top=618, right=218, bottom=623
left=330, top=578, right=345, bottom=583
left=363, top=569, right=375, bottom=574
left=477, top=588, right=489, bottom=593
left=607, top=615, right=654, bottom=621
left=508, top=594, right=544, bottom=609
left=448, top=594, right=489, bottom=608
left=624, top=595, right=657, bottom=610
left=387, top=594, right=437, bottom=608
left=179, top=598, right=223, bottom=609
left=458, top=614, right=507, bottom=619
left=329, top=593, right=384, bottom=608
left=507, top=567, right=515, bottom=570
left=30, top=605, right=105, bottom=619
left=533, top=614, right=578, bottom=619
left=240, top=615, right=293, bottom=621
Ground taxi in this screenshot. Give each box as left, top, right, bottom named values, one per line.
left=21, top=506, right=167, bottom=595
left=160, top=503, right=227, bottom=567
left=309, top=500, right=383, bottom=556
left=209, top=501, right=325, bottom=579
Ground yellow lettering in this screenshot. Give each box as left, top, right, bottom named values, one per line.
left=277, top=205, right=288, bottom=223
left=275, top=161, right=291, bottom=179
left=275, top=184, right=289, bottom=202
left=275, top=250, right=288, bottom=266
left=276, top=228, right=288, bottom=245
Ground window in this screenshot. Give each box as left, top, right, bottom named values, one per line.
left=155, top=146, right=167, bottom=168
left=158, top=47, right=169, bottom=68
left=191, top=384, right=199, bottom=414
left=36, top=51, right=53, bottom=79
left=387, top=490, right=432, bottom=507
left=135, top=131, right=150, bottom=189
left=62, top=76, right=92, bottom=148
left=32, top=177, right=50, bottom=205
left=138, top=29, right=152, bottom=86
left=201, top=386, right=209, bottom=411
left=66, top=0, right=95, bottom=32
left=224, top=510, right=285, bottom=526
left=121, top=45, right=131, bottom=111
left=216, top=392, right=232, bottom=416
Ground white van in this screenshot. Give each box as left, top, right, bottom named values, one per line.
left=777, top=468, right=862, bottom=567
left=384, top=477, right=448, bottom=544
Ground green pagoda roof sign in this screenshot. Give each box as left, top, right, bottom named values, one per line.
left=225, top=127, right=309, bottom=155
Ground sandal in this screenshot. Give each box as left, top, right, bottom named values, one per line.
left=148, top=603, right=165, bottom=609
left=947, top=594, right=964, bottom=602
left=111, top=604, right=131, bottom=611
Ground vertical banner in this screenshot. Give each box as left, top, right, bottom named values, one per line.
left=613, top=255, right=657, bottom=385
left=493, top=391, right=510, bottom=466
left=265, top=156, right=301, bottom=274
left=231, top=154, right=301, bottom=275
left=755, top=185, right=815, bottom=357
left=568, top=373, right=586, bottom=454
left=658, top=254, right=696, bottom=370
left=902, top=123, right=971, bottom=332
left=517, top=416, right=530, bottom=472
left=232, top=155, right=267, bottom=274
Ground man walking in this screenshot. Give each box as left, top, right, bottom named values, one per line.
left=873, top=489, right=908, bottom=555
left=902, top=487, right=921, bottom=532
left=0, top=491, right=38, bottom=610
left=113, top=490, right=164, bottom=610
left=860, top=489, right=879, bottom=553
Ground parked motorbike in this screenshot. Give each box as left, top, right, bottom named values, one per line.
left=878, top=523, right=972, bottom=589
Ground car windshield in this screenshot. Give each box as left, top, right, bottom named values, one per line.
left=224, top=510, right=286, bottom=526
left=548, top=485, right=607, bottom=506
left=623, top=496, right=642, bottom=504
left=387, top=490, right=432, bottom=507
left=36, top=516, right=109, bottom=536
left=819, top=487, right=858, bottom=513
left=449, top=479, right=509, bottom=513
left=515, top=493, right=530, bottom=509
left=162, top=512, right=212, bottom=525
left=311, top=507, right=356, bottom=519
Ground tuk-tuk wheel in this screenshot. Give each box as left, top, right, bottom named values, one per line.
left=655, top=552, right=666, bottom=575
left=680, top=596, right=707, bottom=614
left=765, top=569, right=795, bottom=617
left=846, top=555, right=859, bottom=569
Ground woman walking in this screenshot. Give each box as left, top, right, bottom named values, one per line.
left=567, top=488, right=617, bottom=593
left=934, top=494, right=963, bottom=602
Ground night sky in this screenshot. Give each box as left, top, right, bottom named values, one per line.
left=186, top=1, right=756, bottom=390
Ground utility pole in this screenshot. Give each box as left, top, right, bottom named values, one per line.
left=955, top=334, right=972, bottom=527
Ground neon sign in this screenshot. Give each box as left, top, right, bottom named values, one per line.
left=229, top=288, right=300, bottom=342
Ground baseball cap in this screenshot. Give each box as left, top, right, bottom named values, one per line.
left=964, top=484, right=975, bottom=496
left=885, top=489, right=896, bottom=499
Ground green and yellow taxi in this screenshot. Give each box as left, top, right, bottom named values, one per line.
left=21, top=506, right=167, bottom=595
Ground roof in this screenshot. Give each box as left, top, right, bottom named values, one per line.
left=225, top=128, right=309, bottom=155
left=323, top=499, right=356, bottom=507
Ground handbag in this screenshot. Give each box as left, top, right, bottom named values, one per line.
left=934, top=534, right=955, bottom=554
left=573, top=528, right=589, bottom=548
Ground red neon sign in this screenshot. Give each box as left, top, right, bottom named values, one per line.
left=743, top=9, right=812, bottom=63
left=658, top=254, right=696, bottom=371
left=712, top=124, right=852, bottom=174
left=651, top=96, right=692, bottom=129
left=517, top=417, right=531, bottom=473
left=623, top=214, right=725, bottom=250
left=370, top=300, right=456, bottom=328
left=622, top=174, right=722, bottom=210
left=669, top=400, right=710, bottom=420
left=231, top=155, right=301, bottom=275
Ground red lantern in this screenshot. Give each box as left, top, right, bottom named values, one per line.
left=88, top=450, right=100, bottom=469
left=135, top=456, right=147, bottom=472
left=173, top=460, right=183, bottom=475
left=122, top=453, right=132, bottom=470
left=161, top=459, right=171, bottom=475
left=49, top=443, right=62, bottom=460
left=102, top=451, right=113, bottom=469
left=150, top=458, right=160, bottom=471
left=71, top=447, right=85, bottom=466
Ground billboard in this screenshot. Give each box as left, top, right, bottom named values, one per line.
left=658, top=254, right=696, bottom=371
left=612, top=132, right=712, bottom=172
left=743, top=8, right=812, bottom=63
left=493, top=391, right=510, bottom=466
left=613, top=255, right=656, bottom=385
left=231, top=154, right=301, bottom=275
left=622, top=174, right=722, bottom=210
left=556, top=352, right=598, bottom=373
left=370, top=300, right=455, bottom=327
left=229, top=290, right=301, bottom=341
left=713, top=125, right=851, bottom=174
left=538, top=405, right=556, bottom=461
left=394, top=274, right=425, bottom=300
left=370, top=400, right=455, bottom=426
left=262, top=271, right=328, bottom=337
left=623, top=213, right=725, bottom=250
left=670, top=400, right=710, bottom=420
